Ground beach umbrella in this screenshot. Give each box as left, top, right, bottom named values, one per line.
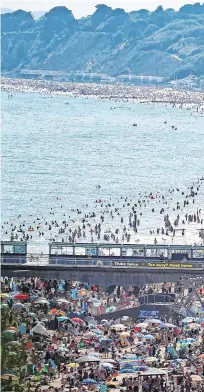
left=3, top=329, right=16, bottom=335
left=57, top=347, right=69, bottom=352
left=2, top=331, right=15, bottom=341
left=95, top=330, right=103, bottom=336
left=102, top=363, right=115, bottom=368
left=36, top=299, right=49, bottom=305
left=136, top=366, right=148, bottom=371
left=29, top=294, right=38, bottom=300
left=106, top=306, right=116, bottom=313
left=84, top=332, right=97, bottom=338
left=77, top=355, right=100, bottom=363
left=4, top=326, right=18, bottom=332
left=100, top=338, right=112, bottom=343
left=190, top=375, right=203, bottom=382
left=84, top=316, right=96, bottom=322
left=72, top=317, right=83, bottom=324
left=182, top=317, right=194, bottom=323
left=120, top=331, right=130, bottom=338
left=18, top=324, right=27, bottom=333
left=12, top=302, right=25, bottom=310
left=172, top=359, right=185, bottom=364
left=27, top=312, right=37, bottom=317
left=31, top=322, right=50, bottom=337
left=181, top=338, right=196, bottom=344
left=119, top=368, right=136, bottom=374
left=161, top=323, right=177, bottom=328
left=14, top=294, right=29, bottom=300
left=0, top=293, right=9, bottom=298
left=1, top=370, right=18, bottom=381
left=135, top=323, right=149, bottom=328
left=81, top=379, right=97, bottom=384
left=56, top=298, right=69, bottom=304
left=102, top=359, right=117, bottom=364
left=188, top=323, right=200, bottom=330
left=142, top=334, right=155, bottom=340
left=146, top=319, right=162, bottom=324
left=101, top=319, right=109, bottom=325
left=57, top=316, right=69, bottom=322
left=145, top=357, right=159, bottom=363
left=8, top=291, right=20, bottom=297
left=112, top=323, right=126, bottom=331
left=121, top=354, right=139, bottom=359
left=120, top=364, right=134, bottom=370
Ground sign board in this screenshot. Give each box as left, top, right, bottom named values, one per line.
left=113, top=261, right=139, bottom=267
left=112, top=261, right=195, bottom=268
left=146, top=262, right=193, bottom=268
left=139, top=310, right=160, bottom=317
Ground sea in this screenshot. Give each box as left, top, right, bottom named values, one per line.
left=1, top=91, right=204, bottom=252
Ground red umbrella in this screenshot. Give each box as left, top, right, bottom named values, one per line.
left=72, top=317, right=83, bottom=324
left=14, top=294, right=29, bottom=300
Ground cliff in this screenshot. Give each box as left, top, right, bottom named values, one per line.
left=1, top=3, right=204, bottom=79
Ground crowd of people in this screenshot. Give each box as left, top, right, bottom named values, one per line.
left=1, top=276, right=204, bottom=392
left=1, top=179, right=204, bottom=256
left=2, top=77, right=204, bottom=111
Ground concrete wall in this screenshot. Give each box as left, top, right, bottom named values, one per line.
left=1, top=264, right=204, bottom=289
left=95, top=304, right=178, bottom=321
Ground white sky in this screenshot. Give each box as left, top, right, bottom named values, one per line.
left=2, top=0, right=195, bottom=18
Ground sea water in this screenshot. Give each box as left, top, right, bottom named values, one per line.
left=1, top=91, right=204, bottom=250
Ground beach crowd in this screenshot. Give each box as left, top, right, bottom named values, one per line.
left=2, top=78, right=204, bottom=112
left=1, top=179, right=204, bottom=253
left=1, top=276, right=204, bottom=392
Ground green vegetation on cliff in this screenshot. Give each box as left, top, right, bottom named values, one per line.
left=1, top=3, right=204, bottom=79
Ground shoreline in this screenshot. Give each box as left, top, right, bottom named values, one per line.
left=2, top=77, right=204, bottom=110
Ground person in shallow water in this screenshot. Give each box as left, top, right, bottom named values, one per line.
left=2, top=179, right=204, bottom=248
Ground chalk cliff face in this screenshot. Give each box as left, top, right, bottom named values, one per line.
left=1, top=3, right=204, bottom=79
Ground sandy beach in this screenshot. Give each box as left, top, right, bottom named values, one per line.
left=2, top=77, right=204, bottom=112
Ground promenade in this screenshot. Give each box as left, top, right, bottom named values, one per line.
left=2, top=262, right=204, bottom=289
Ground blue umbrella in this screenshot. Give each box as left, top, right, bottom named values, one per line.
left=121, top=364, right=134, bottom=370
left=57, top=316, right=69, bottom=322
left=172, top=359, right=184, bottom=363
left=30, top=295, right=38, bottom=300
left=181, top=338, right=196, bottom=344
left=142, top=334, right=155, bottom=340
left=100, top=338, right=112, bottom=343
left=95, top=330, right=103, bottom=335
left=119, top=369, right=136, bottom=374
left=81, top=379, right=97, bottom=384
